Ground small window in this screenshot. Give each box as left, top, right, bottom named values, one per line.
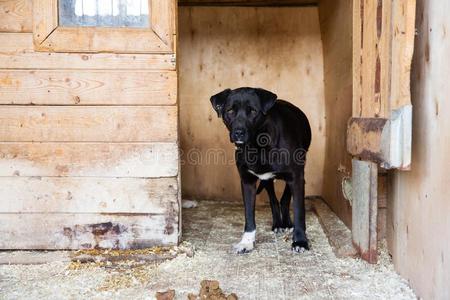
left=59, top=0, right=150, bottom=28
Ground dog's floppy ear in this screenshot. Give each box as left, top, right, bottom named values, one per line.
left=210, top=89, right=231, bottom=118
left=255, top=88, right=277, bottom=115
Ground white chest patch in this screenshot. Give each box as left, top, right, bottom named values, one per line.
left=248, top=170, right=276, bottom=180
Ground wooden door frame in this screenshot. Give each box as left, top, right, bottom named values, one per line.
left=348, top=0, right=416, bottom=263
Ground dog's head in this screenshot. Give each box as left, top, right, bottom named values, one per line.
left=210, top=87, right=277, bottom=144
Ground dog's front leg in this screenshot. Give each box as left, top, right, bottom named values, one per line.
left=289, top=173, right=309, bottom=252
left=233, top=179, right=257, bottom=254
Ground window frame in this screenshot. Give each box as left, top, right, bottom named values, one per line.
left=33, top=0, right=175, bottom=53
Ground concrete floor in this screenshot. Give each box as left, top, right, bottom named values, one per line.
left=0, top=200, right=416, bottom=299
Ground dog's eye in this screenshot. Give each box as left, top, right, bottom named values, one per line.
left=226, top=109, right=235, bottom=115
left=250, top=108, right=258, bottom=115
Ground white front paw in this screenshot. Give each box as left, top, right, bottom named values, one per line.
left=233, top=242, right=254, bottom=254
left=233, top=230, right=256, bottom=254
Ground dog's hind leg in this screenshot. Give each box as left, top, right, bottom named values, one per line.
left=280, top=183, right=293, bottom=231
left=288, top=173, right=309, bottom=252
left=261, top=180, right=283, bottom=233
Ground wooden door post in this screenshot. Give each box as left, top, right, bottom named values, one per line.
left=349, top=0, right=416, bottom=263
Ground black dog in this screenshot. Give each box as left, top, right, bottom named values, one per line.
left=210, top=87, right=311, bottom=253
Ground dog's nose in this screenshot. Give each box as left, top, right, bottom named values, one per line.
left=232, top=129, right=246, bottom=142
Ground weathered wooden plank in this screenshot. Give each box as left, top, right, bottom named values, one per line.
left=0, top=142, right=178, bottom=177
left=0, top=106, right=177, bottom=142
left=353, top=0, right=387, bottom=118
left=312, top=198, right=357, bottom=258
left=0, top=32, right=33, bottom=52
left=179, top=0, right=317, bottom=6
left=0, top=177, right=178, bottom=213
left=0, top=0, right=32, bottom=33
left=0, top=52, right=176, bottom=70
left=347, top=108, right=412, bottom=169
left=352, top=159, right=378, bottom=264
left=0, top=70, right=176, bottom=105
left=0, top=212, right=179, bottom=249
left=389, top=0, right=416, bottom=110
left=347, top=117, right=388, bottom=163
left=38, top=27, right=172, bottom=54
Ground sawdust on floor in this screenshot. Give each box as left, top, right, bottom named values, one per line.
left=0, top=200, right=416, bottom=299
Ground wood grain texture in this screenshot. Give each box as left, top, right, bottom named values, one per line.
left=0, top=32, right=33, bottom=52
left=0, top=177, right=178, bottom=213
left=0, top=0, right=32, bottom=32
left=353, top=0, right=416, bottom=117
left=179, top=0, right=317, bottom=6
left=388, top=1, right=450, bottom=298
left=318, top=0, right=353, bottom=228
left=0, top=106, right=177, bottom=142
left=346, top=117, right=388, bottom=163
left=389, top=0, right=416, bottom=110
left=0, top=142, right=178, bottom=177
left=0, top=47, right=176, bottom=71
left=0, top=212, right=179, bottom=249
left=352, top=159, right=378, bottom=264
left=352, top=0, right=387, bottom=118
left=33, top=0, right=58, bottom=45
left=179, top=6, right=326, bottom=201
left=0, top=70, right=176, bottom=105
left=39, top=27, right=172, bottom=53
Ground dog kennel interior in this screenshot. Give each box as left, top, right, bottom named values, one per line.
left=179, top=0, right=354, bottom=230
left=179, top=1, right=449, bottom=298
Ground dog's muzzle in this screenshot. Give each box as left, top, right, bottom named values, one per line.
left=231, top=128, right=248, bottom=144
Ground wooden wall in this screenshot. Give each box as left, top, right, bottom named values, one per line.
left=179, top=6, right=326, bottom=202
left=0, top=0, right=179, bottom=249
left=318, top=0, right=353, bottom=227
left=387, top=0, right=450, bottom=297
left=179, top=0, right=317, bottom=5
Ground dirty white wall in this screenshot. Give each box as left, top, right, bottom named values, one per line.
left=387, top=0, right=450, bottom=298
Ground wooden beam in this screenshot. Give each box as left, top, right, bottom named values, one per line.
left=178, top=0, right=317, bottom=6
left=352, top=159, right=378, bottom=264
left=0, top=106, right=178, bottom=142
left=0, top=33, right=176, bottom=70
left=0, top=70, right=177, bottom=105
left=0, top=212, right=179, bottom=249
left=0, top=177, right=178, bottom=213
left=347, top=117, right=388, bottom=163
left=0, top=142, right=178, bottom=177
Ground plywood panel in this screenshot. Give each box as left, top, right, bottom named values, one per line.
left=0, top=212, right=179, bottom=249
left=318, top=0, right=353, bottom=227
left=0, top=143, right=178, bottom=177
left=0, top=177, right=178, bottom=213
left=0, top=70, right=176, bottom=105
left=387, top=0, right=450, bottom=298
left=0, top=0, right=32, bottom=32
left=179, top=7, right=326, bottom=201
left=0, top=106, right=177, bottom=142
